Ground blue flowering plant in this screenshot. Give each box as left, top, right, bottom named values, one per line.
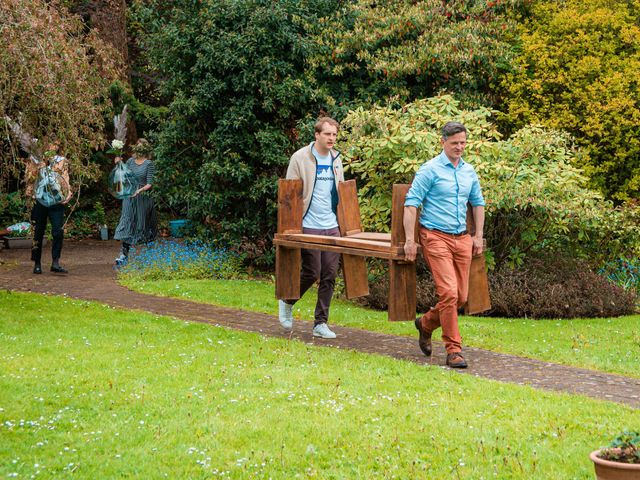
left=118, top=239, right=243, bottom=280
left=599, top=257, right=640, bottom=295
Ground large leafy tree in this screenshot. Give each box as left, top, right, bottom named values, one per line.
left=308, top=0, right=525, bottom=109
left=502, top=0, right=640, bottom=202
left=0, top=0, right=117, bottom=194
left=131, top=0, right=339, bottom=245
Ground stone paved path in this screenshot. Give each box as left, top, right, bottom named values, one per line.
left=1, top=239, right=639, bottom=408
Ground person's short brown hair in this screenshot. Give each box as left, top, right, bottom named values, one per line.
left=441, top=121, right=467, bottom=140
left=314, top=117, right=340, bottom=133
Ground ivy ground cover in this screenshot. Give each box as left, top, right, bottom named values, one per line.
left=122, top=278, right=640, bottom=378
left=1, top=291, right=637, bottom=479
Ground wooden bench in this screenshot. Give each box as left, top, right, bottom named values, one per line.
left=274, top=179, right=490, bottom=321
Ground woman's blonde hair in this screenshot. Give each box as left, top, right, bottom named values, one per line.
left=132, top=138, right=153, bottom=158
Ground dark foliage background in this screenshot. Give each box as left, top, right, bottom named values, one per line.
left=129, top=0, right=341, bottom=251
left=357, top=255, right=637, bottom=318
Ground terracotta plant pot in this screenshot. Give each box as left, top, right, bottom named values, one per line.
left=590, top=450, right=640, bottom=480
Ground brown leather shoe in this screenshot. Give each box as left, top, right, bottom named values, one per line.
left=414, top=316, right=432, bottom=357
left=446, top=352, right=468, bottom=369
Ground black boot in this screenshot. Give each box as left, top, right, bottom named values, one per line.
left=33, top=263, right=42, bottom=274
left=50, top=259, right=68, bottom=274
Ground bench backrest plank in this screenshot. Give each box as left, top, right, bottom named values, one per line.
left=278, top=178, right=303, bottom=234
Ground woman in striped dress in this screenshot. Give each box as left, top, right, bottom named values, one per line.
left=113, top=138, right=158, bottom=265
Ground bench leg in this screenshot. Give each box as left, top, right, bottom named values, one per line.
left=275, top=245, right=301, bottom=300
left=342, top=254, right=369, bottom=299
left=464, top=254, right=491, bottom=315
left=388, top=260, right=416, bottom=321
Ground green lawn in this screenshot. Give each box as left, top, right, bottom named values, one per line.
left=0, top=290, right=636, bottom=479
left=122, top=278, right=640, bottom=378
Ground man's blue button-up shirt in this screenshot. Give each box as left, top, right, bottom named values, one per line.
left=404, top=151, right=485, bottom=234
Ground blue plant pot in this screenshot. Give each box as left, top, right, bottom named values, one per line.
left=169, top=219, right=191, bottom=238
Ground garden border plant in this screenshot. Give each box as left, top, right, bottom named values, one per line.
left=590, top=431, right=640, bottom=479
left=117, top=238, right=244, bottom=281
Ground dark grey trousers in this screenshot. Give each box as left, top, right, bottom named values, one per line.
left=287, top=226, right=341, bottom=326
left=31, top=202, right=64, bottom=263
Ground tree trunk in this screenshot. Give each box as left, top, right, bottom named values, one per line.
left=75, top=0, right=129, bottom=82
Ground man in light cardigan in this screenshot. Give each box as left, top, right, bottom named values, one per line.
left=278, top=117, right=345, bottom=339
left=403, top=122, right=485, bottom=368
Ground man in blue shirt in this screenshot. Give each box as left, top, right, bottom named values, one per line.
left=403, top=122, right=485, bottom=368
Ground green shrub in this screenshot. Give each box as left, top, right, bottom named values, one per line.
left=62, top=201, right=118, bottom=239
left=358, top=255, right=637, bottom=318
left=340, top=95, right=640, bottom=268
left=489, top=256, right=637, bottom=318
left=0, top=192, right=27, bottom=226
left=501, top=0, right=640, bottom=202
left=64, top=210, right=100, bottom=239
left=307, top=0, right=524, bottom=108
left=372, top=255, right=637, bottom=319
left=129, top=0, right=338, bottom=245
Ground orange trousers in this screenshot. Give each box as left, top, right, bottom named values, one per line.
left=419, top=228, right=472, bottom=354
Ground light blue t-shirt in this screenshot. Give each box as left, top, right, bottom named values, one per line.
left=404, top=151, right=485, bottom=234
left=303, top=145, right=338, bottom=229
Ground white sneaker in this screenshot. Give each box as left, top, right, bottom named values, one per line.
left=313, top=323, right=336, bottom=339
left=278, top=300, right=293, bottom=331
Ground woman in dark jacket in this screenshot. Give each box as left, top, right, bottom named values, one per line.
left=25, top=141, right=72, bottom=274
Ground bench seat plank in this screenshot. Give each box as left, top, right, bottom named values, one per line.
left=347, top=232, right=392, bottom=242
left=275, top=233, right=402, bottom=256
left=273, top=237, right=403, bottom=260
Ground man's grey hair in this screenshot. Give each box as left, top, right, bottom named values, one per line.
left=441, top=122, right=467, bottom=140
